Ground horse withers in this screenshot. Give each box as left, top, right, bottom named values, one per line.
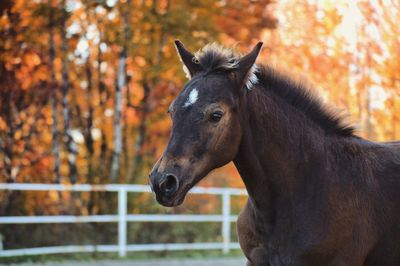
left=149, top=41, right=400, bottom=265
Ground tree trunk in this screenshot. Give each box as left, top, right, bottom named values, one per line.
left=110, top=0, right=131, bottom=181
left=92, top=15, right=108, bottom=174
left=61, top=0, right=78, bottom=184
left=362, top=48, right=373, bottom=139
left=97, top=36, right=108, bottom=167
left=110, top=50, right=125, bottom=181
left=49, top=0, right=61, bottom=183
left=85, top=60, right=94, bottom=183
left=123, top=74, right=132, bottom=171
left=3, top=104, right=15, bottom=182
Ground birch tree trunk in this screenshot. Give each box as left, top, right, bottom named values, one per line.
left=97, top=35, right=108, bottom=168
left=110, top=50, right=125, bottom=181
left=61, top=0, right=78, bottom=183
left=49, top=0, right=61, bottom=183
left=110, top=0, right=131, bottom=181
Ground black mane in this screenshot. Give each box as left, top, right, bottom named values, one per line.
left=256, top=65, right=355, bottom=137
left=195, top=43, right=355, bottom=137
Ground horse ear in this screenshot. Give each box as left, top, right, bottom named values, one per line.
left=174, top=40, right=203, bottom=79
left=237, top=42, right=263, bottom=89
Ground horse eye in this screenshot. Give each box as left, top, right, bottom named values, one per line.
left=209, top=111, right=223, bottom=123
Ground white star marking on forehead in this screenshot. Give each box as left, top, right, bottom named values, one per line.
left=183, top=88, right=199, bottom=108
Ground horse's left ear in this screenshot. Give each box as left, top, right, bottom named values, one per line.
left=174, top=40, right=203, bottom=79
left=237, top=42, right=263, bottom=89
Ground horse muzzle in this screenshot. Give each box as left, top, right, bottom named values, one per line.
left=149, top=170, right=184, bottom=207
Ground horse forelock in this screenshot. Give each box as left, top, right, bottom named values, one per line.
left=194, top=43, right=259, bottom=89
left=195, top=43, right=239, bottom=70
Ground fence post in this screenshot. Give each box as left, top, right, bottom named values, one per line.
left=222, top=191, right=231, bottom=254
left=118, top=187, right=127, bottom=257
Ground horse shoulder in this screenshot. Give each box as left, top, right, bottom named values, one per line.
left=237, top=200, right=259, bottom=258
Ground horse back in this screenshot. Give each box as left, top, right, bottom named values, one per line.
left=362, top=140, right=400, bottom=265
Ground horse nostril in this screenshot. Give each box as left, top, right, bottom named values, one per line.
left=159, top=174, right=179, bottom=196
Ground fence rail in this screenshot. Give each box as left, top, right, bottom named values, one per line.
left=0, top=183, right=247, bottom=257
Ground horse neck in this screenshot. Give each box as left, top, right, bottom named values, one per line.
left=233, top=87, right=326, bottom=209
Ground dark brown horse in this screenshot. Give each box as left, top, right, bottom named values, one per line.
left=149, top=41, right=400, bottom=265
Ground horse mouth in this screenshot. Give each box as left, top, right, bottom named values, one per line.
left=156, top=194, right=185, bottom=207
left=155, top=183, right=192, bottom=207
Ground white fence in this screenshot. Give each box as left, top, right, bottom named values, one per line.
left=0, top=183, right=247, bottom=258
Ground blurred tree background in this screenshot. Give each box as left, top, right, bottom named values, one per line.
left=0, top=0, right=399, bottom=255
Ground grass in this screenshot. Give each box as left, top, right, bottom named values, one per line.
left=0, top=249, right=244, bottom=264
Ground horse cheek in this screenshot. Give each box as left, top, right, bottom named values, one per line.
left=212, top=120, right=241, bottom=167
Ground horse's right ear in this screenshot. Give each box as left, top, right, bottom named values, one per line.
left=237, top=42, right=263, bottom=89
left=174, top=40, right=203, bottom=79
